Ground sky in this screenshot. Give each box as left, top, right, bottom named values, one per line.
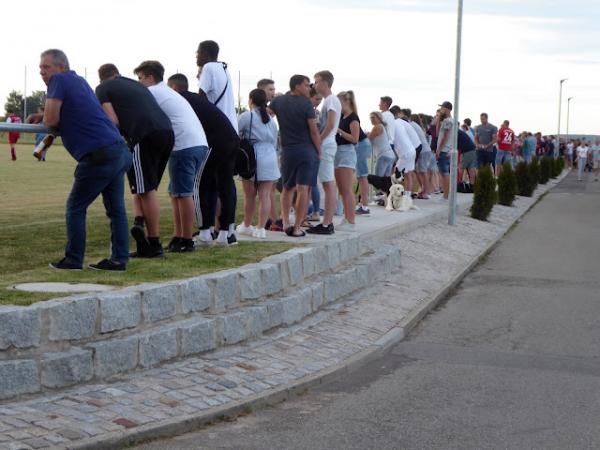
left=2, top=0, right=599, bottom=135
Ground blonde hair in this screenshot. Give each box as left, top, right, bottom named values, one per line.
left=337, top=90, right=358, bottom=114
left=370, top=111, right=386, bottom=127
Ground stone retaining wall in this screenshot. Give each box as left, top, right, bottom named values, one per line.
left=0, top=235, right=401, bottom=401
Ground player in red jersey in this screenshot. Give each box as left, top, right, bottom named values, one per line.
left=6, top=112, right=22, bottom=160
left=496, top=120, right=515, bottom=176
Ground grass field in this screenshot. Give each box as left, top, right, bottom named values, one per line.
left=0, top=140, right=293, bottom=306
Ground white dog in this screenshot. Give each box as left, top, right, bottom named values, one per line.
left=386, top=183, right=418, bottom=212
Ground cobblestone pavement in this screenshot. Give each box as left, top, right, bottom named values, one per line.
left=0, top=185, right=552, bottom=449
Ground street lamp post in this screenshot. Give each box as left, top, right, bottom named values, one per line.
left=557, top=78, right=568, bottom=158
left=448, top=0, right=463, bottom=226
left=566, top=96, right=574, bottom=142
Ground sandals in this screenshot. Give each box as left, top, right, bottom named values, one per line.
left=285, top=226, right=306, bottom=237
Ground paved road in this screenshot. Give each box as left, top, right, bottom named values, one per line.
left=138, top=170, right=600, bottom=450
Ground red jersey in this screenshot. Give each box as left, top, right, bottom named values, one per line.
left=497, top=127, right=515, bottom=151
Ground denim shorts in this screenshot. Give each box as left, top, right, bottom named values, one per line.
left=461, top=150, right=477, bottom=169
left=355, top=138, right=372, bottom=177
left=495, top=149, right=512, bottom=166
left=281, top=145, right=319, bottom=188
left=168, top=145, right=209, bottom=197
left=335, top=144, right=357, bottom=170
left=416, top=151, right=435, bottom=173
left=318, top=142, right=337, bottom=183
left=374, top=154, right=395, bottom=177
left=437, top=152, right=450, bottom=175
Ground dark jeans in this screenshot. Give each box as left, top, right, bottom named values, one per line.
left=198, top=145, right=237, bottom=230
left=65, top=142, right=132, bottom=267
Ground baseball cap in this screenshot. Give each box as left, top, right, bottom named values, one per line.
left=438, top=101, right=453, bottom=110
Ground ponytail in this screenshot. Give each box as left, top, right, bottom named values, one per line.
left=249, top=88, right=270, bottom=124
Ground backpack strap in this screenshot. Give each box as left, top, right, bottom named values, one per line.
left=213, top=62, right=229, bottom=106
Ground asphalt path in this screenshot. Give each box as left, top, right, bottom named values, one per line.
left=138, top=170, right=600, bottom=450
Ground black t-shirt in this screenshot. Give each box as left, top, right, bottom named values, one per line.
left=179, top=90, right=239, bottom=150
left=95, top=76, right=171, bottom=145
left=336, top=112, right=362, bottom=146
left=269, top=94, right=316, bottom=148
left=457, top=129, right=476, bottom=154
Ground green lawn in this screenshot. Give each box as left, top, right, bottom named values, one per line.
left=0, top=141, right=292, bottom=306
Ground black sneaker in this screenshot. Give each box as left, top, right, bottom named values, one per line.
left=170, top=238, right=195, bottom=253
left=215, top=233, right=238, bottom=246
left=49, top=258, right=82, bottom=270
left=166, top=236, right=183, bottom=252
left=131, top=224, right=151, bottom=256
left=89, top=259, right=126, bottom=271
left=355, top=206, right=370, bottom=215
left=306, top=223, right=335, bottom=235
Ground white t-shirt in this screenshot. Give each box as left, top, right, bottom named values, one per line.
left=410, top=121, right=432, bottom=153
left=381, top=111, right=395, bottom=145
left=566, top=142, right=574, bottom=154
left=577, top=145, right=589, bottom=159
left=320, top=94, right=342, bottom=146
left=148, top=82, right=207, bottom=151
left=198, top=62, right=238, bottom=133
left=393, top=118, right=416, bottom=159
left=400, top=119, right=421, bottom=149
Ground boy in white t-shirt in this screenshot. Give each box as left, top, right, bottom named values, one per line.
left=197, top=40, right=238, bottom=133
left=307, top=70, right=341, bottom=236
left=135, top=60, right=209, bottom=252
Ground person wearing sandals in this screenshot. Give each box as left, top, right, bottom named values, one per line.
left=237, top=89, right=280, bottom=239
left=335, top=91, right=360, bottom=231
left=368, top=111, right=395, bottom=177
left=269, top=75, right=321, bottom=238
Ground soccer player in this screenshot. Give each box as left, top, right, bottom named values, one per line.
left=96, top=64, right=174, bottom=258
left=5, top=111, right=21, bottom=161
left=27, top=49, right=132, bottom=271
left=134, top=60, right=209, bottom=253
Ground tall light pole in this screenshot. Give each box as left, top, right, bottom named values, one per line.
left=557, top=78, right=568, bottom=157
left=566, top=96, right=574, bottom=142
left=448, top=0, right=463, bottom=226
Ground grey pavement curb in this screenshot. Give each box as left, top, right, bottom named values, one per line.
left=63, top=174, right=568, bottom=450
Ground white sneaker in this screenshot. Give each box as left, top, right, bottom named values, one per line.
left=236, top=224, right=255, bottom=236
left=252, top=228, right=267, bottom=239
left=336, top=219, right=356, bottom=232
left=193, top=236, right=213, bottom=247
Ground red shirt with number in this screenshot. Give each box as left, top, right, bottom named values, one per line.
left=497, top=127, right=515, bottom=151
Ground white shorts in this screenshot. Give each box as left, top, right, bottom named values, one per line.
left=396, top=151, right=416, bottom=173
left=318, top=141, right=337, bottom=183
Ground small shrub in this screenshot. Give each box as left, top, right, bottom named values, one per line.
left=497, top=162, right=518, bottom=206
left=539, top=157, right=552, bottom=184
left=470, top=165, right=497, bottom=221
left=552, top=157, right=564, bottom=177
left=515, top=161, right=535, bottom=197
left=529, top=158, right=540, bottom=191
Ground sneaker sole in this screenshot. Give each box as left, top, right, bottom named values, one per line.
left=48, top=263, right=82, bottom=271
left=88, top=266, right=125, bottom=272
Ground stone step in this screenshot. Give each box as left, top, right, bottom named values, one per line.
left=0, top=244, right=400, bottom=401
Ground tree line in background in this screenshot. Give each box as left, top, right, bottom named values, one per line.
left=2, top=90, right=47, bottom=120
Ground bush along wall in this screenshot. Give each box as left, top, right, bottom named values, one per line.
left=515, top=161, right=535, bottom=197
left=497, top=162, right=518, bottom=206
left=470, top=164, right=497, bottom=221
left=539, top=157, right=552, bottom=184
left=529, top=158, right=540, bottom=191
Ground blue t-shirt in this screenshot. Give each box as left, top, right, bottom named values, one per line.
left=47, top=71, right=122, bottom=160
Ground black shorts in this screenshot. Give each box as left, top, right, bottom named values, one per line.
left=414, top=144, right=423, bottom=164
left=280, top=145, right=318, bottom=189
left=128, top=129, right=174, bottom=194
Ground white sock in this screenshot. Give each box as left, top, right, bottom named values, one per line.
left=218, top=230, right=229, bottom=241
left=228, top=223, right=235, bottom=237
left=200, top=229, right=212, bottom=241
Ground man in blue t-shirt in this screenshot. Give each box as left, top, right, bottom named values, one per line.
left=27, top=49, right=132, bottom=271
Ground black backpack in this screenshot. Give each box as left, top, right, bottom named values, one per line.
left=236, top=111, right=257, bottom=180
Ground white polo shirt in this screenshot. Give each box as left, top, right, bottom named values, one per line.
left=198, top=62, right=238, bottom=133
left=148, top=82, right=207, bottom=151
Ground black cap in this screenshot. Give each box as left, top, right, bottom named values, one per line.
left=439, top=101, right=453, bottom=111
